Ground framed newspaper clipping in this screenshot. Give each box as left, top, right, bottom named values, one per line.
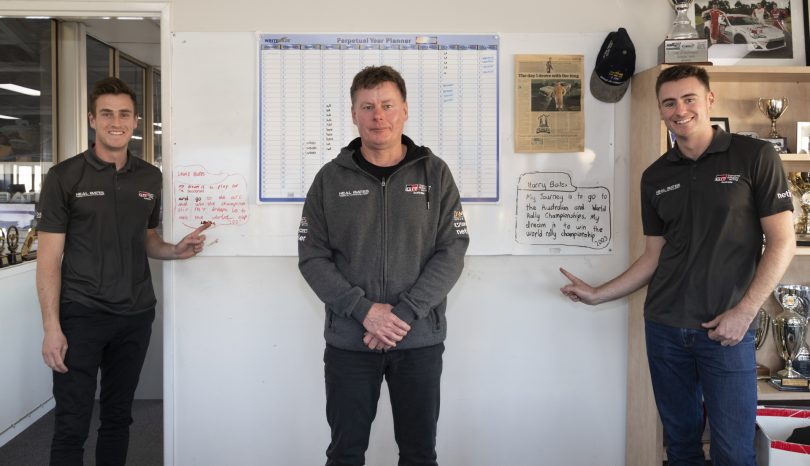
left=514, top=54, right=584, bottom=153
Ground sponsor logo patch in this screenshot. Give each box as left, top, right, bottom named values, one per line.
left=655, top=184, right=680, bottom=196
left=298, top=216, right=308, bottom=242
left=714, top=174, right=741, bottom=184
left=405, top=184, right=429, bottom=195
left=777, top=190, right=792, bottom=199
left=138, top=191, right=155, bottom=201
left=452, top=210, right=468, bottom=236
left=75, top=191, right=105, bottom=198
left=338, top=189, right=370, bottom=198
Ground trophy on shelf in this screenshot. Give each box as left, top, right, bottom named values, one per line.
left=755, top=308, right=772, bottom=379
left=20, top=226, right=37, bottom=261
left=0, top=228, right=8, bottom=268
left=772, top=285, right=810, bottom=386
left=758, top=98, right=788, bottom=138
left=6, top=225, right=22, bottom=265
left=788, top=172, right=810, bottom=245
left=659, top=0, right=709, bottom=64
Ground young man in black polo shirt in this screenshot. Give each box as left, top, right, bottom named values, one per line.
left=559, top=65, right=795, bottom=464
left=37, top=77, right=210, bottom=466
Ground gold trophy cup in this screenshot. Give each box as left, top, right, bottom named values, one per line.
left=789, top=172, right=810, bottom=243
left=0, top=228, right=8, bottom=267
left=758, top=98, right=789, bottom=138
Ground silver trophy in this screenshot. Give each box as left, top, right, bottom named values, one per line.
left=755, top=308, right=771, bottom=378
left=773, top=285, right=810, bottom=379
left=667, top=0, right=699, bottom=39
left=758, top=98, right=789, bottom=138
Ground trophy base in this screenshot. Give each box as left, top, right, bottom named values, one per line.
left=756, top=363, right=771, bottom=380
left=777, top=367, right=806, bottom=379
left=658, top=39, right=710, bottom=64
left=780, top=377, right=809, bottom=388
left=9, top=253, right=22, bottom=265
left=0, top=257, right=8, bottom=268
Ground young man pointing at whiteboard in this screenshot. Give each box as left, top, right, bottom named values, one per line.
left=298, top=65, right=469, bottom=466
left=561, top=65, right=794, bottom=464
left=37, top=77, right=210, bottom=465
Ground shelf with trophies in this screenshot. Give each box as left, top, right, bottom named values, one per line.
left=627, top=64, right=810, bottom=465
left=0, top=201, right=38, bottom=272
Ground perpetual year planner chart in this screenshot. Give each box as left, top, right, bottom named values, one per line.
left=258, top=34, right=499, bottom=203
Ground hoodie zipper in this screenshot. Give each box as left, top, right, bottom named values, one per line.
left=380, top=177, right=388, bottom=303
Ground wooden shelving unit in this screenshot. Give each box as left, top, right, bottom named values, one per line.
left=626, top=65, right=810, bottom=466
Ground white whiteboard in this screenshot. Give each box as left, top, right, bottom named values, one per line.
left=170, top=32, right=615, bottom=256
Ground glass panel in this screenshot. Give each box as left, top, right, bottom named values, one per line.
left=152, top=70, right=162, bottom=169
left=0, top=18, right=54, bottom=261
left=118, top=55, right=146, bottom=159
left=86, top=36, right=112, bottom=151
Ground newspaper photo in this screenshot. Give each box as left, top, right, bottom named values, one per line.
left=514, top=54, right=584, bottom=153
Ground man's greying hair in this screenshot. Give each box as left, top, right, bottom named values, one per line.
left=350, top=65, right=407, bottom=104
left=89, top=77, right=137, bottom=116
left=655, top=65, right=711, bottom=98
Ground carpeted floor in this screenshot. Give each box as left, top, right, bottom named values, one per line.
left=0, top=400, right=163, bottom=466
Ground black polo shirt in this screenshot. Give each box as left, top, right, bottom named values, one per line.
left=37, top=148, right=162, bottom=315
left=641, top=127, right=793, bottom=329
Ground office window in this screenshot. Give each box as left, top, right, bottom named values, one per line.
left=86, top=36, right=113, bottom=150
left=152, top=70, right=162, bottom=169
left=0, top=18, right=55, bottom=258
left=118, top=55, right=146, bottom=159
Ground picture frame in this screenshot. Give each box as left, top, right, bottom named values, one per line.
left=711, top=117, right=730, bottom=133
left=797, top=121, right=810, bottom=154
left=694, top=0, right=807, bottom=66
left=760, top=136, right=790, bottom=154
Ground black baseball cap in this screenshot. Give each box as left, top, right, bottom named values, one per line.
left=590, top=28, right=636, bottom=103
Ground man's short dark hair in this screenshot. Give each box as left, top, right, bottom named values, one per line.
left=350, top=65, right=407, bottom=104
left=655, top=65, right=711, bottom=98
left=89, top=77, right=137, bottom=116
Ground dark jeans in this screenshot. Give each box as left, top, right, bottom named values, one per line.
left=324, top=343, right=444, bottom=466
left=50, top=302, right=154, bottom=466
left=645, top=320, right=757, bottom=466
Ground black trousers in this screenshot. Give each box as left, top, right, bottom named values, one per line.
left=50, top=302, right=154, bottom=466
left=324, top=343, right=444, bottom=466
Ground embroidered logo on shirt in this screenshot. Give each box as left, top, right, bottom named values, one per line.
left=298, top=216, right=308, bottom=242
left=75, top=191, right=105, bottom=198
left=714, top=174, right=741, bottom=184
left=655, top=184, right=680, bottom=196
left=138, top=191, right=155, bottom=201
left=338, top=189, right=370, bottom=198
left=777, top=190, right=792, bottom=199
left=453, top=210, right=468, bottom=235
left=405, top=184, right=430, bottom=195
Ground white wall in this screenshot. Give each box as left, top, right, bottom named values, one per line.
left=163, top=0, right=666, bottom=464
left=0, top=263, right=54, bottom=447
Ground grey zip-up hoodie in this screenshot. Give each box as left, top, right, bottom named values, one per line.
left=298, top=136, right=470, bottom=352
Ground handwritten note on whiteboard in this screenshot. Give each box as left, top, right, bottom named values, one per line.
left=515, top=172, right=611, bottom=250
left=174, top=165, right=250, bottom=229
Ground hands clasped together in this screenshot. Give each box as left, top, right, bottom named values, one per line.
left=362, top=303, right=411, bottom=351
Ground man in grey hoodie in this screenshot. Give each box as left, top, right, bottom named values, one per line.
left=298, top=65, right=469, bottom=466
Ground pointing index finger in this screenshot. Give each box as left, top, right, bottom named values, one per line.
left=559, top=267, right=581, bottom=284
left=192, top=221, right=213, bottom=235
